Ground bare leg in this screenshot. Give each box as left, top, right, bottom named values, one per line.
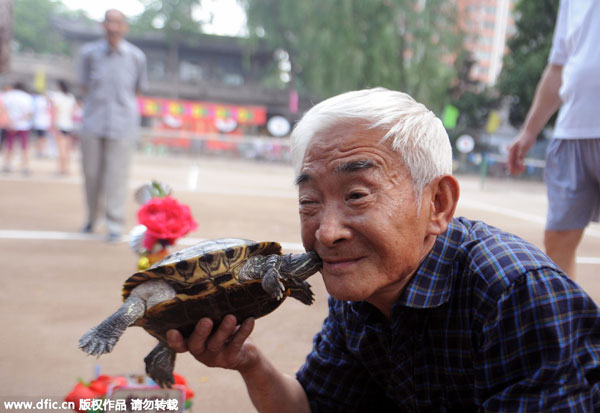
left=1, top=146, right=11, bottom=171
left=2, top=130, right=14, bottom=171
left=56, top=132, right=69, bottom=174
left=544, top=228, right=585, bottom=279
left=20, top=131, right=29, bottom=172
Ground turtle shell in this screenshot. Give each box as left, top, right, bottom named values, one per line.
left=122, top=238, right=285, bottom=341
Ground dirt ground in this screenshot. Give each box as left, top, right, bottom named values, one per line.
left=1, top=153, right=599, bottom=412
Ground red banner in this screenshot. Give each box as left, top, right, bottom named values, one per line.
left=138, top=96, right=267, bottom=125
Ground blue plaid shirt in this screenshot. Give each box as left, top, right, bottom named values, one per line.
left=297, top=217, right=600, bottom=412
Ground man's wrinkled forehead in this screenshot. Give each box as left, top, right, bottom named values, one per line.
left=295, top=120, right=395, bottom=183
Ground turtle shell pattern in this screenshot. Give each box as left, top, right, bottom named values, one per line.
left=122, top=238, right=285, bottom=342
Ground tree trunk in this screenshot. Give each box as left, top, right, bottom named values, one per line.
left=0, top=0, right=12, bottom=73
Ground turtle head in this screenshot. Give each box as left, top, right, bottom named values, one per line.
left=282, top=250, right=322, bottom=280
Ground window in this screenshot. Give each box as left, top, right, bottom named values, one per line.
left=222, top=73, right=244, bottom=86
left=148, top=59, right=166, bottom=81
left=179, top=61, right=203, bottom=83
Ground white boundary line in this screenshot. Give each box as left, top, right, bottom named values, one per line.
left=459, top=198, right=600, bottom=239
left=0, top=229, right=596, bottom=264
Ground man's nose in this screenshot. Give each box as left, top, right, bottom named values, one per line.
left=315, top=206, right=351, bottom=247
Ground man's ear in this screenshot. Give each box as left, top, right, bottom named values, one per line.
left=426, top=175, right=460, bottom=235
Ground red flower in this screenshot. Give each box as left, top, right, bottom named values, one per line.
left=64, top=382, right=101, bottom=412
left=137, top=196, right=197, bottom=250
left=88, top=375, right=127, bottom=395
left=173, top=373, right=195, bottom=400
left=65, top=375, right=129, bottom=412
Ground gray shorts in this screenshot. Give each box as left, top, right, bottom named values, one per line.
left=545, top=138, right=600, bottom=231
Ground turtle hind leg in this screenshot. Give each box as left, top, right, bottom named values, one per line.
left=79, top=296, right=145, bottom=356
left=145, top=342, right=176, bottom=388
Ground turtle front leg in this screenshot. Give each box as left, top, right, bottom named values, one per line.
left=239, top=255, right=286, bottom=300
left=262, top=267, right=286, bottom=300
left=79, top=296, right=146, bottom=356
left=144, top=342, right=176, bottom=388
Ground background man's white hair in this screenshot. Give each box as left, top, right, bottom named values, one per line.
left=291, top=88, right=452, bottom=196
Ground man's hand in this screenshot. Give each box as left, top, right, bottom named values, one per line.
left=166, top=315, right=258, bottom=372
left=167, top=315, right=310, bottom=413
left=507, top=63, right=563, bottom=176
left=507, top=131, right=537, bottom=175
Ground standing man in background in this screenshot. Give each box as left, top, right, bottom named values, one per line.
left=508, top=0, right=600, bottom=279
left=78, top=8, right=147, bottom=242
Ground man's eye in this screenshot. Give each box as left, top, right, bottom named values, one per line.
left=347, top=192, right=367, bottom=200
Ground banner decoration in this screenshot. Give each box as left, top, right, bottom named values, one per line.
left=442, top=104, right=460, bottom=130
left=138, top=96, right=267, bottom=125
left=485, top=110, right=501, bottom=133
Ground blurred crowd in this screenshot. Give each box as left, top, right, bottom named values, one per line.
left=0, top=79, right=83, bottom=175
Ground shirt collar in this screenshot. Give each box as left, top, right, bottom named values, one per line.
left=102, top=39, right=126, bottom=55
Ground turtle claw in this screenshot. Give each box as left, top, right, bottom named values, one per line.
left=79, top=327, right=120, bottom=356
left=276, top=282, right=285, bottom=301
left=262, top=271, right=286, bottom=301
left=144, top=343, right=176, bottom=389
left=153, top=373, right=174, bottom=389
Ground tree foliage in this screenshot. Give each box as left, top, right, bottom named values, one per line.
left=496, top=0, right=559, bottom=126
left=12, top=0, right=72, bottom=55
left=131, top=0, right=204, bottom=36
left=240, top=0, right=464, bottom=110
left=12, top=0, right=96, bottom=55
left=444, top=50, right=501, bottom=135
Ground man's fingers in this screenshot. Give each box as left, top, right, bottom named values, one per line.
left=187, top=318, right=213, bottom=355
left=205, top=314, right=237, bottom=353
left=166, top=329, right=188, bottom=353
left=507, top=142, right=524, bottom=175
left=229, top=318, right=255, bottom=351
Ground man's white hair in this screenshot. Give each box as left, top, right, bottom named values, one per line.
left=291, top=88, right=452, bottom=196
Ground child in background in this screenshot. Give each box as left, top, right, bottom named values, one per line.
left=2, top=82, right=33, bottom=174
left=50, top=79, right=77, bottom=175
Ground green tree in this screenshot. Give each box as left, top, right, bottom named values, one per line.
left=12, top=0, right=70, bottom=55
left=496, top=0, right=559, bottom=127
left=131, top=0, right=204, bottom=35
left=12, top=0, right=96, bottom=56
left=240, top=0, right=464, bottom=110
left=0, top=0, right=11, bottom=72
left=130, top=0, right=207, bottom=96
left=446, top=51, right=500, bottom=134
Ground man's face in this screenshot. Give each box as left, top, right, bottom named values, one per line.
left=103, top=11, right=128, bottom=48
left=297, top=123, right=437, bottom=307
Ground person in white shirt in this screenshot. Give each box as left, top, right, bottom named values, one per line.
left=508, top=0, right=600, bottom=279
left=1, top=82, right=34, bottom=174
left=50, top=79, right=77, bottom=175
left=31, top=91, right=52, bottom=158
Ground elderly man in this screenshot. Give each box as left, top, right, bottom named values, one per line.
left=168, top=89, right=600, bottom=411
left=78, top=9, right=147, bottom=241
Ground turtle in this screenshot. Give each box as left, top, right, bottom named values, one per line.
left=78, top=238, right=321, bottom=388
